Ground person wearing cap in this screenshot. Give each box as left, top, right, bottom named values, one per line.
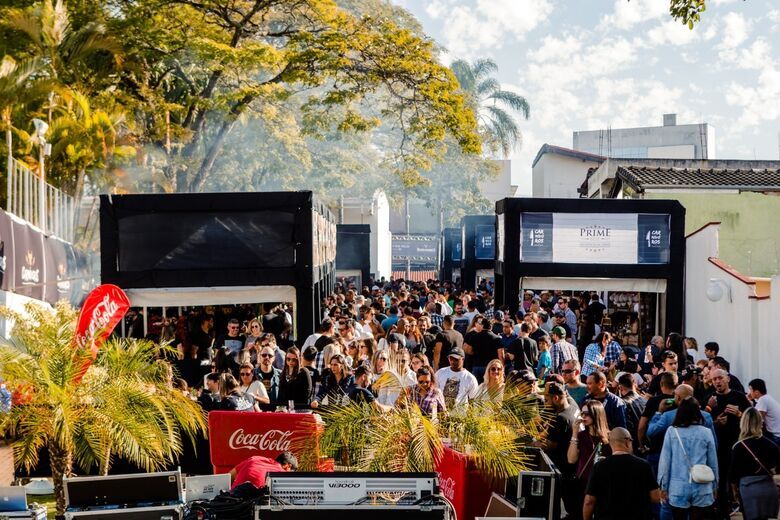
left=552, top=310, right=573, bottom=342
left=434, top=346, right=478, bottom=411
left=583, top=427, right=660, bottom=520
left=550, top=326, right=578, bottom=375
left=463, top=315, right=502, bottom=383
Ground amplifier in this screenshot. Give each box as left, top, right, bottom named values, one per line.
left=65, top=471, right=183, bottom=509
left=0, top=504, right=47, bottom=520
left=265, top=472, right=438, bottom=506
left=63, top=505, right=183, bottom=520
left=256, top=506, right=449, bottom=520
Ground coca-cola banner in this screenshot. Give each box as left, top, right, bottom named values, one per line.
left=208, top=411, right=319, bottom=473
left=435, top=446, right=503, bottom=520
left=74, top=284, right=130, bottom=351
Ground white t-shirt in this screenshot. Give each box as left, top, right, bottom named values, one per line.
left=434, top=367, right=478, bottom=409
left=302, top=333, right=321, bottom=350
left=240, top=380, right=269, bottom=402
left=756, top=394, right=780, bottom=435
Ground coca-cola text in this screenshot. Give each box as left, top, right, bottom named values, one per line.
left=228, top=428, right=293, bottom=452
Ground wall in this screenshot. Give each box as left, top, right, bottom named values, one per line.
left=340, top=190, right=392, bottom=280
left=478, top=159, right=513, bottom=202
left=532, top=153, right=599, bottom=198
left=685, top=223, right=780, bottom=386
left=648, top=191, right=780, bottom=277
left=573, top=123, right=710, bottom=159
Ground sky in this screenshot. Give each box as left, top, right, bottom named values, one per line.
left=390, top=0, right=780, bottom=195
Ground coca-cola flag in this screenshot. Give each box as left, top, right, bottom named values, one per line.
left=72, top=284, right=130, bottom=381
left=208, top=411, right=319, bottom=474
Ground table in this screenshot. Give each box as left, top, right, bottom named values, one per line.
left=208, top=411, right=323, bottom=473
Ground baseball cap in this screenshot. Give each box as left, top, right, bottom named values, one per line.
left=553, top=310, right=565, bottom=318
left=448, top=347, right=465, bottom=359
left=513, top=369, right=537, bottom=383
left=371, top=285, right=380, bottom=291
left=552, top=326, right=567, bottom=337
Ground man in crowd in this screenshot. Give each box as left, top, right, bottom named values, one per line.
left=463, top=316, right=501, bottom=382
left=198, top=372, right=221, bottom=411
left=646, top=383, right=715, bottom=441
left=641, top=335, right=665, bottom=375
left=381, top=305, right=400, bottom=332
left=709, top=356, right=745, bottom=393
left=230, top=452, right=298, bottom=490
left=616, top=373, right=646, bottom=453
left=645, top=350, right=679, bottom=397
left=703, top=341, right=719, bottom=360
left=562, top=359, right=589, bottom=406
left=585, top=371, right=626, bottom=429
left=707, top=368, right=752, bottom=518
left=550, top=326, right=578, bottom=374
left=538, top=382, right=580, bottom=518
left=638, top=371, right=677, bottom=473
left=748, top=378, right=780, bottom=445
left=583, top=428, right=660, bottom=520
left=190, top=314, right=214, bottom=359
left=556, top=297, right=578, bottom=343
left=435, top=347, right=478, bottom=411
left=433, top=315, right=463, bottom=369
left=213, top=319, right=245, bottom=361
left=257, top=345, right=281, bottom=408
left=512, top=322, right=539, bottom=371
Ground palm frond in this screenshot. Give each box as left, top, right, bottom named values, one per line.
left=484, top=105, right=520, bottom=157
left=475, top=77, right=500, bottom=98
left=488, top=90, right=530, bottom=119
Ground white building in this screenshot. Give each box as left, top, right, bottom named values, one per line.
left=338, top=190, right=392, bottom=280
left=573, top=114, right=716, bottom=160
left=531, top=144, right=604, bottom=198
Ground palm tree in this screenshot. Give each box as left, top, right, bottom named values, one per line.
left=450, top=58, right=530, bottom=158
left=0, top=302, right=207, bottom=515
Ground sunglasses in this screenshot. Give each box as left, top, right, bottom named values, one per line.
left=240, top=372, right=253, bottom=377
left=581, top=411, right=592, bottom=418
left=260, top=353, right=274, bottom=359
left=251, top=324, right=260, bottom=328
left=417, top=379, right=432, bottom=385
left=489, top=367, right=502, bottom=373
left=378, top=357, right=388, bottom=361
left=286, top=357, right=297, bottom=362
left=562, top=369, right=576, bottom=374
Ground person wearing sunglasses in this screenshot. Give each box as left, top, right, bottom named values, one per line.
left=238, top=362, right=269, bottom=404
left=568, top=400, right=612, bottom=515
left=311, top=354, right=354, bottom=408
left=218, top=373, right=261, bottom=413
left=475, top=359, right=505, bottom=403
left=256, top=345, right=281, bottom=409
left=278, top=346, right=312, bottom=409
left=242, top=319, right=264, bottom=363
left=213, top=318, right=246, bottom=362
left=405, top=366, right=446, bottom=418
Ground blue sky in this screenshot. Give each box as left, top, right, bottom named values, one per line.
left=391, top=0, right=780, bottom=194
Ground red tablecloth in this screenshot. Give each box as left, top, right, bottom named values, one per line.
left=435, top=446, right=504, bottom=520
left=208, top=411, right=321, bottom=473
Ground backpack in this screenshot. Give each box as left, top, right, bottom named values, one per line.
left=185, top=483, right=264, bottom=520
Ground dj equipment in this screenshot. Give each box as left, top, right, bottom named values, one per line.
left=184, top=475, right=231, bottom=503
left=510, top=448, right=560, bottom=520
left=257, top=472, right=450, bottom=520
left=65, top=471, right=183, bottom=509
left=63, top=471, right=185, bottom=520
left=265, top=472, right=437, bottom=505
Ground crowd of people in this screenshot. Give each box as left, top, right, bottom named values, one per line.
left=143, top=278, right=779, bottom=520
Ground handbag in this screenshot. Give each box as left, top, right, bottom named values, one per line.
left=739, top=440, right=780, bottom=493
left=673, top=427, right=716, bottom=484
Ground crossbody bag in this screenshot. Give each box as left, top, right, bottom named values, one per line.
left=673, top=427, right=716, bottom=484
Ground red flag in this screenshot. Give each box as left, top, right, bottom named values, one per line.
left=73, top=284, right=130, bottom=381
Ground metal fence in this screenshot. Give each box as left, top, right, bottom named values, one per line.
left=6, top=156, right=75, bottom=242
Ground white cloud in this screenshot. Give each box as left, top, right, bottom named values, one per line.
left=725, top=65, right=780, bottom=129
left=712, top=0, right=739, bottom=4
left=645, top=20, right=698, bottom=46
left=597, top=0, right=668, bottom=30
left=425, top=0, right=553, bottom=57
left=717, top=12, right=752, bottom=50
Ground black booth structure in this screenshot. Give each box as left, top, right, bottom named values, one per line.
left=494, top=198, right=685, bottom=341
left=460, top=215, right=496, bottom=291
left=336, top=224, right=371, bottom=289
left=440, top=227, right=462, bottom=283
left=100, top=191, right=336, bottom=341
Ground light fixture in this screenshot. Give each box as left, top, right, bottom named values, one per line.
left=32, top=118, right=48, bottom=140
left=706, top=278, right=732, bottom=303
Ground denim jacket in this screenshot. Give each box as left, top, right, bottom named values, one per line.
left=658, top=425, right=718, bottom=505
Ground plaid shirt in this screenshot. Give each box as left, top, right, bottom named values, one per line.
left=315, top=350, right=325, bottom=374
left=410, top=386, right=447, bottom=417
left=581, top=343, right=605, bottom=378
left=550, top=340, right=578, bottom=374
left=483, top=307, right=495, bottom=321
left=430, top=313, right=444, bottom=327
left=605, top=340, right=623, bottom=365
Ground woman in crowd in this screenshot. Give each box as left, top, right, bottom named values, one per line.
left=311, top=354, right=354, bottom=408
left=244, top=319, right=263, bottom=350
left=346, top=341, right=360, bottom=369
left=568, top=400, right=611, bottom=511
left=358, top=338, right=376, bottom=367
left=237, top=362, right=269, bottom=404
left=475, top=358, right=505, bottom=403
left=658, top=397, right=718, bottom=520
left=403, top=317, right=422, bottom=352
left=405, top=366, right=446, bottom=418
left=397, top=349, right=416, bottom=387
left=278, top=346, right=313, bottom=408
left=684, top=336, right=701, bottom=363
left=410, top=352, right=431, bottom=373
left=730, top=407, right=780, bottom=520
left=219, top=373, right=261, bottom=412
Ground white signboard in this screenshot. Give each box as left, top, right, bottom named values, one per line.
left=552, top=213, right=638, bottom=264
